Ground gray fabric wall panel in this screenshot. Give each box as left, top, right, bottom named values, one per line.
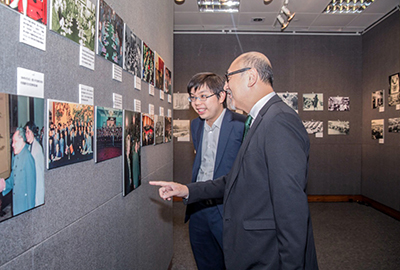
left=0, top=0, right=174, bottom=268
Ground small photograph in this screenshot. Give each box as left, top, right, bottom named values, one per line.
left=95, top=107, right=123, bottom=163
left=389, top=73, right=399, bottom=94
left=142, top=113, right=154, bottom=146
left=50, top=0, right=96, bottom=51
left=164, top=116, right=172, bottom=143
left=303, top=120, right=323, bottom=135
left=123, top=110, right=141, bottom=196
left=1, top=0, right=47, bottom=25
left=277, top=92, right=298, bottom=113
left=155, top=53, right=165, bottom=90
left=328, top=120, right=349, bottom=135
left=328, top=96, right=350, bottom=111
left=142, top=42, right=155, bottom=85
left=173, top=93, right=190, bottom=110
left=173, top=119, right=190, bottom=142
left=154, top=115, right=164, bottom=145
left=164, top=67, right=172, bottom=94
left=0, top=93, right=45, bottom=223
left=388, top=117, right=400, bottom=133
left=47, top=100, right=94, bottom=169
left=97, top=0, right=124, bottom=66
left=123, top=24, right=142, bottom=77
left=371, top=119, right=384, bottom=140
left=303, top=93, right=323, bottom=111
left=371, top=90, right=384, bottom=109
left=388, top=92, right=400, bottom=107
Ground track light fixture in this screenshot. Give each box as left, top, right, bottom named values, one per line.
left=275, top=0, right=294, bottom=31
left=276, top=14, right=289, bottom=31
left=281, top=5, right=295, bottom=22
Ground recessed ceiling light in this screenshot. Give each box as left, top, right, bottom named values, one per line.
left=252, top=17, right=265, bottom=22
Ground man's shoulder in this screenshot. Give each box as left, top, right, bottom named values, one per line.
left=226, top=109, right=246, bottom=123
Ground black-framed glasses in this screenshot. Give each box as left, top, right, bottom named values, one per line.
left=188, top=93, right=217, bottom=102
left=225, top=67, right=251, bottom=82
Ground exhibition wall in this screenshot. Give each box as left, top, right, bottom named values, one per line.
left=0, top=0, right=174, bottom=269
left=173, top=11, right=399, bottom=211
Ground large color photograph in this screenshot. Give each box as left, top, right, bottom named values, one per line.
left=1, top=0, right=48, bottom=25
left=123, top=24, right=142, bottom=77
left=123, top=110, right=141, bottom=196
left=47, top=100, right=94, bottom=169
left=142, top=42, right=155, bottom=85
left=95, top=106, right=122, bottom=163
left=50, top=0, right=96, bottom=51
left=97, top=0, right=124, bottom=66
left=0, top=93, right=45, bottom=222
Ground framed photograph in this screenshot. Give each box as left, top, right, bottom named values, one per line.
left=371, top=90, right=384, bottom=109
left=173, top=93, right=190, bottom=110
left=142, top=42, right=155, bottom=85
left=303, top=93, right=323, bottom=111
left=277, top=92, right=298, bottom=113
left=303, top=120, right=323, bottom=135
left=97, top=0, right=124, bottom=66
left=173, top=119, right=190, bottom=142
left=95, top=106, right=123, bottom=163
left=123, top=24, right=142, bottom=77
left=328, top=120, right=349, bottom=135
left=371, top=119, right=384, bottom=139
left=164, top=67, right=172, bottom=94
left=154, top=115, right=164, bottom=145
left=164, top=116, right=172, bottom=143
left=142, top=113, right=154, bottom=146
left=123, top=110, right=141, bottom=196
left=47, top=100, right=94, bottom=169
left=328, top=96, right=350, bottom=111
left=155, top=53, right=165, bottom=90
left=0, top=93, right=45, bottom=223
left=2, top=0, right=47, bottom=25
left=50, top=0, right=96, bottom=51
left=389, top=73, right=399, bottom=94
left=388, top=117, right=400, bottom=133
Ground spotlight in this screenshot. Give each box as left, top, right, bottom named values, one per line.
left=263, top=0, right=273, bottom=4
left=281, top=5, right=295, bottom=22
left=175, top=0, right=185, bottom=5
left=277, top=14, right=289, bottom=31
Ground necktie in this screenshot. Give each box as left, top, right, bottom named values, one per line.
left=243, top=115, right=253, bottom=140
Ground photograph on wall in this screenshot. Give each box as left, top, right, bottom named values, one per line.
left=123, top=24, right=142, bottom=77
left=371, top=90, right=384, bottom=109
left=154, top=114, right=164, bottom=145
left=173, top=119, right=190, bottom=142
left=47, top=100, right=94, bottom=169
left=328, top=120, right=349, bottom=135
left=164, top=116, right=172, bottom=143
left=303, top=120, right=323, bottom=136
left=303, top=93, right=323, bottom=111
left=95, top=106, right=123, bottom=163
left=277, top=92, right=298, bottom=113
left=388, top=73, right=400, bottom=107
left=142, top=42, right=154, bottom=85
left=173, top=93, right=190, bottom=110
left=50, top=0, right=96, bottom=51
left=1, top=0, right=47, bottom=25
left=122, top=110, right=141, bottom=196
left=328, top=96, right=350, bottom=111
left=371, top=119, right=384, bottom=140
left=164, top=67, right=172, bottom=94
left=97, top=0, right=124, bottom=66
left=388, top=117, right=400, bottom=133
left=142, top=113, right=154, bottom=146
left=155, top=53, right=164, bottom=90
left=0, top=93, right=45, bottom=223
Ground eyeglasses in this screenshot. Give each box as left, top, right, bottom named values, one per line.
left=188, top=93, right=217, bottom=103
left=225, top=67, right=251, bottom=82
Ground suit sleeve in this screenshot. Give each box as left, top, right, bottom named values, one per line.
left=185, top=174, right=227, bottom=204
left=266, top=112, right=310, bottom=269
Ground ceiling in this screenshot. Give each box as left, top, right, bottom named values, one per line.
left=174, top=0, right=399, bottom=34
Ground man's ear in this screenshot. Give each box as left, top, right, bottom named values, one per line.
left=247, top=68, right=257, bottom=87
left=218, top=90, right=226, bottom=104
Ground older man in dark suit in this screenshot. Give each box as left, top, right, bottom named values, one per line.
left=151, top=52, right=318, bottom=269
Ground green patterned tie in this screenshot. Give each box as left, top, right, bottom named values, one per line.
left=243, top=115, right=253, bottom=140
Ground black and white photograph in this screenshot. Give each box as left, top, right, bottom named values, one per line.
left=164, top=116, right=172, bottom=143
left=303, top=120, right=323, bottom=135
left=371, top=90, right=384, bottom=109
left=173, top=119, right=190, bottom=142
left=328, top=96, right=350, bottom=111
left=123, top=24, right=142, bottom=77
left=277, top=92, right=298, bottom=113
left=303, top=93, right=323, bottom=111
left=328, top=120, right=349, bottom=135
left=154, top=115, right=164, bottom=145
left=389, top=73, right=399, bottom=94
left=173, top=93, right=190, bottom=110
left=371, top=119, right=384, bottom=140
left=388, top=117, right=400, bottom=133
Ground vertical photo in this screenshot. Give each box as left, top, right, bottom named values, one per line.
left=123, top=24, right=142, bottom=77
left=155, top=53, right=164, bottom=90
left=154, top=115, right=164, bottom=145
left=164, top=67, right=172, bottom=94
left=142, top=42, right=155, bottom=85
left=142, top=113, right=154, bottom=146
left=164, top=116, right=172, bottom=143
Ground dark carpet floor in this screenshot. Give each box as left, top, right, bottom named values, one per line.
left=170, top=202, right=400, bottom=270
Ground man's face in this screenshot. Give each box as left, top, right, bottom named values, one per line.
left=12, top=131, right=25, bottom=155
left=190, top=85, right=224, bottom=125
left=25, top=127, right=34, bottom=144
left=224, top=61, right=248, bottom=111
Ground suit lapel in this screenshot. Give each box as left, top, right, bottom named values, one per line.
left=192, top=118, right=204, bottom=182
left=214, top=110, right=233, bottom=174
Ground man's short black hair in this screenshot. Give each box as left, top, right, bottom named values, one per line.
left=187, top=72, right=226, bottom=108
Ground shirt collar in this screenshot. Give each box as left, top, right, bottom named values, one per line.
left=249, top=92, right=276, bottom=122
left=204, top=108, right=226, bottom=131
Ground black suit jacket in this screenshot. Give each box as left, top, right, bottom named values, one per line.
left=187, top=95, right=318, bottom=269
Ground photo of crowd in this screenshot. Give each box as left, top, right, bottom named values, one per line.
left=371, top=119, right=384, bottom=140
left=388, top=117, right=400, bottom=133
left=142, top=42, right=154, bottom=85
left=95, top=107, right=123, bottom=163
left=142, top=113, right=154, bottom=146
left=277, top=92, right=298, bottom=113
left=328, top=96, right=350, bottom=111
left=123, top=24, right=142, bottom=77
left=47, top=100, right=94, bottom=169
left=303, top=120, right=323, bottom=135
left=328, top=120, right=349, bottom=135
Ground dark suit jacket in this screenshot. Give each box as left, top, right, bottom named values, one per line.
left=185, top=109, right=245, bottom=222
left=187, top=95, right=318, bottom=269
